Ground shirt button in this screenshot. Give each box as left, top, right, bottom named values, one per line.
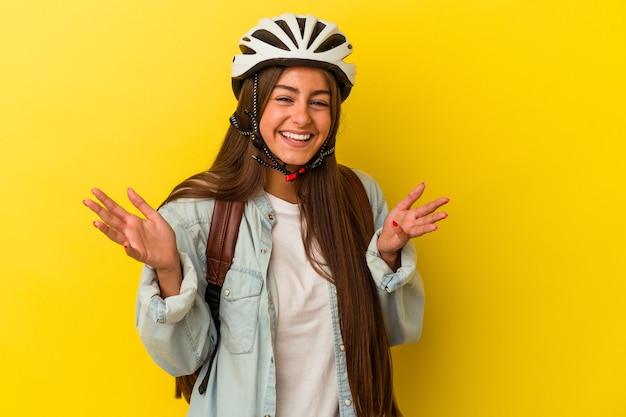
left=344, top=399, right=352, bottom=406
left=339, top=344, right=345, bottom=351
left=268, top=214, right=274, bottom=221
left=260, top=249, right=267, bottom=254
left=223, top=289, right=230, bottom=296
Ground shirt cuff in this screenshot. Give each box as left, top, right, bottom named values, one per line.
left=137, top=251, right=199, bottom=324
left=366, top=228, right=417, bottom=293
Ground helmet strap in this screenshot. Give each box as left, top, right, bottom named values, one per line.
left=229, top=72, right=335, bottom=182
left=253, top=142, right=335, bottom=182
left=229, top=73, right=263, bottom=148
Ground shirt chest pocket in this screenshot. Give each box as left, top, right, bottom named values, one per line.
left=219, top=270, right=263, bottom=354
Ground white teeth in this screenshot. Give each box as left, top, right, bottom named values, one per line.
left=281, top=132, right=311, bottom=141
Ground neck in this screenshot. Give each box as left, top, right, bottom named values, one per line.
left=264, top=168, right=299, bottom=203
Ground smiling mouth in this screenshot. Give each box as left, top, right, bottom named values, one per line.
left=281, top=131, right=312, bottom=141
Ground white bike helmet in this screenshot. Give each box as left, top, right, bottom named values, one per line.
left=231, top=13, right=356, bottom=101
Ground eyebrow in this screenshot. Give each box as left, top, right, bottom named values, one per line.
left=274, top=84, right=331, bottom=96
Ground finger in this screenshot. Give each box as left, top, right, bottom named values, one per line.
left=393, top=211, right=445, bottom=239
left=126, top=188, right=158, bottom=219
left=91, top=188, right=133, bottom=222
left=92, top=219, right=127, bottom=246
left=407, top=223, right=440, bottom=238
left=395, top=183, right=427, bottom=211
left=122, top=241, right=145, bottom=263
left=391, top=220, right=410, bottom=242
left=83, top=195, right=126, bottom=231
left=413, top=197, right=450, bottom=218
left=415, top=211, right=448, bottom=226
left=83, top=198, right=104, bottom=216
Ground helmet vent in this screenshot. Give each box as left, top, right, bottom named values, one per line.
left=251, top=29, right=289, bottom=51
left=307, top=21, right=328, bottom=49
left=239, top=45, right=256, bottom=55
left=274, top=19, right=298, bottom=47
left=314, top=34, right=347, bottom=53
left=296, top=17, right=307, bottom=37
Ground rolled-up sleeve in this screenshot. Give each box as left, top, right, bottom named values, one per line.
left=137, top=253, right=200, bottom=324
left=366, top=230, right=424, bottom=346
left=355, top=169, right=426, bottom=346
left=134, top=201, right=217, bottom=377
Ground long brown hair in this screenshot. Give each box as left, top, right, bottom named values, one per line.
left=164, top=66, right=401, bottom=417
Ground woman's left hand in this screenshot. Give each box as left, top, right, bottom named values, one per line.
left=377, top=182, right=449, bottom=265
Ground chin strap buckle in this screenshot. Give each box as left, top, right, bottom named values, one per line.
left=285, top=167, right=306, bottom=182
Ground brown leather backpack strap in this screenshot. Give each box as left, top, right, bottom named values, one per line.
left=175, top=199, right=244, bottom=403
left=205, top=200, right=245, bottom=286
left=198, top=199, right=244, bottom=396
left=339, top=165, right=375, bottom=237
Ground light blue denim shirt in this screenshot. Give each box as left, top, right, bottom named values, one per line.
left=135, top=169, right=425, bottom=417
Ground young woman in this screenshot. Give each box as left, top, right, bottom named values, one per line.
left=84, top=13, right=449, bottom=417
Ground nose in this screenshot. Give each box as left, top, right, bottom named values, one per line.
left=291, top=101, right=312, bottom=126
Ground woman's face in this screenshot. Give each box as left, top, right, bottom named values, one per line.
left=259, top=67, right=332, bottom=171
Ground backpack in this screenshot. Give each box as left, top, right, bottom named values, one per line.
left=174, top=165, right=373, bottom=403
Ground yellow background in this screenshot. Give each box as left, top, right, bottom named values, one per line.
left=1, top=0, right=624, bottom=415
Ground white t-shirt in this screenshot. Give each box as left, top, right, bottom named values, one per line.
left=266, top=193, right=339, bottom=417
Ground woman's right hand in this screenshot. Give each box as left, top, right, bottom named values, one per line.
left=83, top=188, right=182, bottom=295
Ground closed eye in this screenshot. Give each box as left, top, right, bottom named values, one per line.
left=310, top=100, right=330, bottom=107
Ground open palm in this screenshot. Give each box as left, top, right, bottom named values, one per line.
left=83, top=188, right=179, bottom=272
